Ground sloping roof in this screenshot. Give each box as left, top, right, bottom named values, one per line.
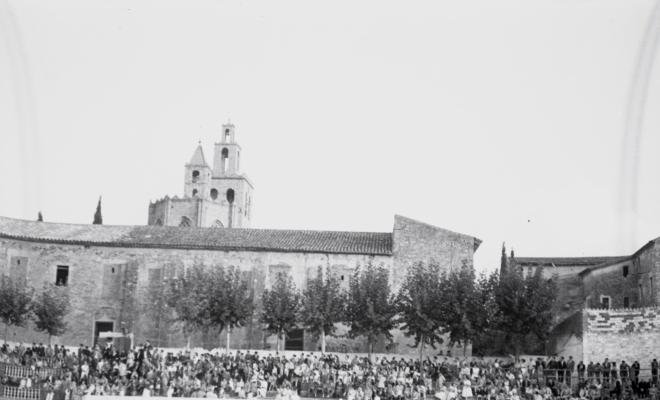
left=188, top=144, right=208, bottom=166
left=0, top=216, right=392, bottom=255
left=512, top=256, right=628, bottom=267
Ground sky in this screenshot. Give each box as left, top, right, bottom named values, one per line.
left=2, top=0, right=660, bottom=272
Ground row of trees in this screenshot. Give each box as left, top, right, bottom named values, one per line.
left=160, top=262, right=557, bottom=360
left=0, top=277, right=71, bottom=345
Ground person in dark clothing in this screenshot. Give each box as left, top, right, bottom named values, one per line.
left=577, top=360, right=586, bottom=383
left=631, top=360, right=640, bottom=384
left=652, top=359, right=658, bottom=385
left=566, top=356, right=575, bottom=386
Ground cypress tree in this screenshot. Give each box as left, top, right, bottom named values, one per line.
left=93, top=196, right=103, bottom=225
left=37, top=211, right=43, bottom=222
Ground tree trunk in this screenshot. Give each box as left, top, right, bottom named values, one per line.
left=277, top=330, right=282, bottom=352
left=368, top=336, right=373, bottom=362
left=321, top=330, right=326, bottom=353
left=186, top=334, right=191, bottom=349
left=48, top=334, right=52, bottom=346
left=419, top=336, right=425, bottom=370
left=226, top=327, right=231, bottom=353
left=463, top=342, right=468, bottom=357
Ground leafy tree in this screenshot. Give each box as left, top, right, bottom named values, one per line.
left=145, top=270, right=177, bottom=347
left=37, top=212, right=43, bottom=222
left=346, top=263, right=396, bottom=359
left=0, top=275, right=33, bottom=343
left=494, top=267, right=557, bottom=358
left=396, top=262, right=445, bottom=364
left=300, top=266, right=346, bottom=353
left=165, top=265, right=212, bottom=347
left=437, top=263, right=479, bottom=356
left=32, top=283, right=70, bottom=345
left=207, top=266, right=254, bottom=352
left=93, top=196, right=103, bottom=225
left=260, top=272, right=301, bottom=351
left=470, top=271, right=502, bottom=355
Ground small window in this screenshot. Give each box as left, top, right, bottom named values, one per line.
left=56, top=265, right=69, bottom=286
left=192, top=170, right=200, bottom=183
left=623, top=265, right=629, bottom=277
left=224, top=128, right=231, bottom=142
left=340, top=275, right=345, bottom=281
left=192, top=189, right=198, bottom=197
left=226, top=188, right=235, bottom=204
left=180, top=216, right=192, bottom=227
left=600, top=296, right=611, bottom=309
left=210, top=188, right=218, bottom=200
left=623, top=297, right=629, bottom=308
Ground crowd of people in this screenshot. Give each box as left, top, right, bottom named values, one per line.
left=0, top=341, right=658, bottom=400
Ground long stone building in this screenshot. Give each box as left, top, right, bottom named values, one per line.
left=0, top=124, right=481, bottom=354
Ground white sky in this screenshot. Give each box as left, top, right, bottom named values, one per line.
left=2, top=0, right=660, bottom=272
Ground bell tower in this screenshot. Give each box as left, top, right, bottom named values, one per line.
left=147, top=121, right=254, bottom=228
left=213, top=123, right=241, bottom=176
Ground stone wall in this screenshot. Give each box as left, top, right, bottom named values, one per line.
left=392, top=215, right=478, bottom=290
left=582, top=307, right=660, bottom=367
left=582, top=260, right=639, bottom=309
left=0, top=236, right=388, bottom=349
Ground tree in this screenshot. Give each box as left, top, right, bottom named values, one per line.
left=300, top=266, right=346, bottom=353
left=0, top=275, right=33, bottom=343
left=494, top=267, right=557, bottom=358
left=396, top=262, right=445, bottom=364
left=165, top=265, right=212, bottom=347
left=437, top=263, right=480, bottom=356
left=145, top=270, right=177, bottom=347
left=346, top=263, right=396, bottom=359
left=260, top=272, right=301, bottom=351
left=32, top=283, right=70, bottom=344
left=93, top=196, right=103, bottom=225
left=37, top=212, right=43, bottom=222
left=207, top=266, right=254, bottom=352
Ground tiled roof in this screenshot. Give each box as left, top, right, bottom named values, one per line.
left=0, top=216, right=392, bottom=255
left=512, top=256, right=628, bottom=267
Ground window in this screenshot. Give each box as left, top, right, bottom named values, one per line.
left=221, top=148, right=229, bottom=173
left=192, top=170, right=200, bottom=183
left=600, top=295, right=611, bottom=309
left=623, top=265, right=629, bottom=277
left=226, top=188, right=235, bottom=204
left=56, top=265, right=69, bottom=286
left=623, top=296, right=629, bottom=308
left=224, top=128, right=231, bottom=142
left=154, top=218, right=163, bottom=226
left=212, top=220, right=224, bottom=228
left=180, top=216, right=192, bottom=227
left=210, top=188, right=218, bottom=200
left=192, top=189, right=198, bottom=197
left=340, top=275, right=345, bottom=281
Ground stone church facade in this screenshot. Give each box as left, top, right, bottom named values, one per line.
left=0, top=124, right=481, bottom=355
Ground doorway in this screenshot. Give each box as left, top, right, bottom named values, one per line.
left=285, top=329, right=304, bottom=351
left=94, top=321, right=114, bottom=345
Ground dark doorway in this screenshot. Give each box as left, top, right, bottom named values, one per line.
left=94, top=321, right=114, bottom=345
left=285, top=329, right=304, bottom=351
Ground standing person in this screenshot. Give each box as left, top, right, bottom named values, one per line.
left=577, top=361, right=586, bottom=383
left=460, top=376, right=473, bottom=400
left=566, top=356, right=575, bottom=387
left=652, top=359, right=658, bottom=386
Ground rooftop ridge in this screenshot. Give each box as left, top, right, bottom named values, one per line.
left=0, top=215, right=393, bottom=256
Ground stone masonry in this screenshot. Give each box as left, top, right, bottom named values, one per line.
left=582, top=307, right=660, bottom=368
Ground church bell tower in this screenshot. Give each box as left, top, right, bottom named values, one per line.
left=147, top=122, right=254, bottom=228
